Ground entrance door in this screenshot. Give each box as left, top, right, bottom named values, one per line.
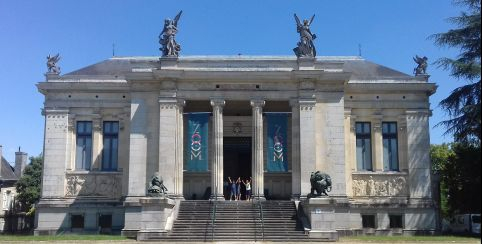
left=223, top=137, right=251, bottom=199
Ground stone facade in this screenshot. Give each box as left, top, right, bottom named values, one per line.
left=35, top=56, right=437, bottom=237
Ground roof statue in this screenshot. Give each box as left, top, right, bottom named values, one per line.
left=46, top=53, right=61, bottom=74
left=159, top=11, right=183, bottom=57
left=293, top=14, right=317, bottom=58
left=413, top=55, right=428, bottom=75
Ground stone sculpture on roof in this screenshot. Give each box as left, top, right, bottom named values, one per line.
left=159, top=11, right=183, bottom=57
left=413, top=55, right=428, bottom=75
left=46, top=53, right=61, bottom=74
left=293, top=14, right=317, bottom=58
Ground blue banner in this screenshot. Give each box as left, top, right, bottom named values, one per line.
left=266, top=113, right=288, bottom=172
left=185, top=113, right=209, bottom=171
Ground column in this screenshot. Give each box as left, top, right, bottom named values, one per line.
left=290, top=100, right=301, bottom=199
left=251, top=100, right=265, bottom=200
left=210, top=99, right=225, bottom=200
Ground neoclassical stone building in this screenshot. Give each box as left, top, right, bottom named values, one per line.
left=35, top=55, right=437, bottom=238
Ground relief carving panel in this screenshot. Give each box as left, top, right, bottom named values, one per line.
left=352, top=174, right=407, bottom=197
left=65, top=173, right=122, bottom=198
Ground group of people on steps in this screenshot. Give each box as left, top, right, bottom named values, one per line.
left=226, top=176, right=252, bottom=201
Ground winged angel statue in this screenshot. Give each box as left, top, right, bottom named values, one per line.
left=159, top=11, right=183, bottom=57
left=413, top=55, right=428, bottom=75
left=293, top=14, right=317, bottom=58
left=46, top=53, right=61, bottom=74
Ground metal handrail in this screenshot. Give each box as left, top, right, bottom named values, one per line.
left=211, top=201, right=217, bottom=241
left=258, top=201, right=264, bottom=240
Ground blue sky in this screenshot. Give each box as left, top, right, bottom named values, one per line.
left=0, top=0, right=464, bottom=162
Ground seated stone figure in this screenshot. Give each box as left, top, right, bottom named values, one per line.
left=309, top=171, right=332, bottom=197
left=147, top=173, right=168, bottom=196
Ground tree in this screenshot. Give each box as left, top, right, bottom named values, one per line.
left=430, top=143, right=455, bottom=218
left=443, top=143, right=481, bottom=215
left=15, top=155, right=42, bottom=214
left=431, top=0, right=481, bottom=144
left=431, top=143, right=481, bottom=217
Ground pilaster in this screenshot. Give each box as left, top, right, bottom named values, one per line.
left=290, top=99, right=301, bottom=199
left=210, top=99, right=225, bottom=200
left=405, top=110, right=432, bottom=200
left=158, top=98, right=183, bottom=198
left=298, top=98, right=317, bottom=198
left=372, top=114, right=383, bottom=171
left=92, top=114, right=102, bottom=170
left=250, top=99, right=265, bottom=200
left=127, top=95, right=148, bottom=197
left=41, top=108, right=70, bottom=198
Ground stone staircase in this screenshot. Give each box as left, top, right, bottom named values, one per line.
left=157, top=200, right=324, bottom=242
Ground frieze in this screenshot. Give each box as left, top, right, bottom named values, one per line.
left=65, top=172, right=122, bottom=198
left=352, top=174, right=407, bottom=197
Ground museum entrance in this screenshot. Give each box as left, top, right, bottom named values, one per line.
left=223, top=137, right=251, bottom=199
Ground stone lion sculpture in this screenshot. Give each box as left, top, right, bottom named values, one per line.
left=309, top=171, right=332, bottom=197
left=147, top=173, right=168, bottom=196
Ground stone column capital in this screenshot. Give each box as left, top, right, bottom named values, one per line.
left=250, top=100, right=265, bottom=108
left=210, top=99, right=225, bottom=107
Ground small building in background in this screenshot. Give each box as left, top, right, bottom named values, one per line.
left=0, top=145, right=28, bottom=233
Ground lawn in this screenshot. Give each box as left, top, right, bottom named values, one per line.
left=342, top=235, right=481, bottom=242
left=0, top=234, right=129, bottom=241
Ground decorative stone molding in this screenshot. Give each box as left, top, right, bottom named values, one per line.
left=65, top=172, right=122, bottom=198
left=298, top=99, right=316, bottom=111
left=352, top=173, right=408, bottom=197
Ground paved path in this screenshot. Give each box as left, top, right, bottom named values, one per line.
left=2, top=240, right=480, bottom=244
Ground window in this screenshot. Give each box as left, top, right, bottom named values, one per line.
left=389, top=214, right=403, bottom=228
left=102, top=121, right=119, bottom=171
left=362, top=214, right=376, bottom=228
left=71, top=214, right=84, bottom=229
left=383, top=122, right=399, bottom=171
left=356, top=122, right=372, bottom=171
left=75, top=121, right=92, bottom=170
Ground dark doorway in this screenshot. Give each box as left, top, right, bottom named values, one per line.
left=224, top=137, right=251, bottom=199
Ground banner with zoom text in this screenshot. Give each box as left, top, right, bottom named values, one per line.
left=266, top=113, right=288, bottom=172
left=185, top=113, right=209, bottom=171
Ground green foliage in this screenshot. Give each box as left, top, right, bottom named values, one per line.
left=15, top=155, right=42, bottom=212
left=430, top=144, right=455, bottom=217
left=430, top=143, right=455, bottom=172
left=433, top=143, right=481, bottom=217
left=443, top=143, right=481, bottom=215
left=431, top=0, right=481, bottom=144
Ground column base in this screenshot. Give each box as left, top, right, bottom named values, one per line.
left=251, top=195, right=266, bottom=201
left=210, top=194, right=225, bottom=201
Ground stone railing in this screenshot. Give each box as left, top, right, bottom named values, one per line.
left=352, top=172, right=408, bottom=197
left=65, top=171, right=123, bottom=199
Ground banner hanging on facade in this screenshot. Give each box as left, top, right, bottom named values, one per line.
left=185, top=113, right=209, bottom=171
left=266, top=113, right=288, bottom=172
